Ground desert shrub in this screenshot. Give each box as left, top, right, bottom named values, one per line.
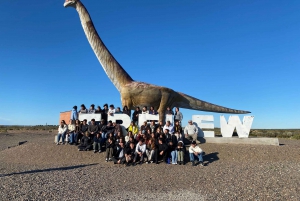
left=291, top=134, right=300, bottom=140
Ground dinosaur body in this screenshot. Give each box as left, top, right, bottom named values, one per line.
left=64, top=0, right=250, bottom=122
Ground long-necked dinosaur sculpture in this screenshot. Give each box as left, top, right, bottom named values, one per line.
left=64, top=0, right=250, bottom=122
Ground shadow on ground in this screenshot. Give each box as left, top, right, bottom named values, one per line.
left=0, top=163, right=98, bottom=178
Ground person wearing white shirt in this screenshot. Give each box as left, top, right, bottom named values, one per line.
left=163, top=120, right=174, bottom=134
left=108, top=104, right=115, bottom=116
left=68, top=119, right=76, bottom=144
left=189, top=141, right=204, bottom=166
left=57, top=120, right=68, bottom=145
left=133, top=139, right=146, bottom=165
left=141, top=106, right=149, bottom=114
left=184, top=120, right=198, bottom=142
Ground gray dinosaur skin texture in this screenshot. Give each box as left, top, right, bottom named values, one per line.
left=64, top=0, right=250, bottom=122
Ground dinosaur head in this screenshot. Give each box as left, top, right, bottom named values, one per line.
left=64, top=0, right=78, bottom=8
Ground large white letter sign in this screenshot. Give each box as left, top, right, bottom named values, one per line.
left=220, top=115, right=254, bottom=138
left=108, top=114, right=131, bottom=129
left=192, top=115, right=215, bottom=137
left=78, top=114, right=102, bottom=123
left=138, top=114, right=173, bottom=127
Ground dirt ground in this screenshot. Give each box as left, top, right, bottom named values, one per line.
left=0, top=131, right=299, bottom=200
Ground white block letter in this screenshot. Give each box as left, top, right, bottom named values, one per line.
left=220, top=115, right=254, bottom=138
left=192, top=115, right=215, bottom=137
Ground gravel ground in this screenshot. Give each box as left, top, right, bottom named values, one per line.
left=0, top=131, right=299, bottom=201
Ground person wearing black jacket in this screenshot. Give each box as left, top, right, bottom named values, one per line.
left=78, top=132, right=93, bottom=151
left=124, top=142, right=136, bottom=166
left=132, top=107, right=141, bottom=125
left=112, top=141, right=126, bottom=164
left=76, top=119, right=88, bottom=145
left=168, top=141, right=177, bottom=164
left=98, top=119, right=107, bottom=143
left=105, top=137, right=115, bottom=162
left=93, top=133, right=102, bottom=153
left=123, top=106, right=131, bottom=118
left=154, top=138, right=168, bottom=164
left=102, top=104, right=109, bottom=124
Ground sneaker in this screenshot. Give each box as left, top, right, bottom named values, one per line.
left=94, top=150, right=97, bottom=153
left=139, top=161, right=143, bottom=165
left=150, top=161, right=153, bottom=163
left=109, top=158, right=112, bottom=161
left=105, top=158, right=108, bottom=162
left=56, top=143, right=59, bottom=145
left=98, top=150, right=102, bottom=153
left=145, top=161, right=149, bottom=164
left=199, top=161, right=204, bottom=166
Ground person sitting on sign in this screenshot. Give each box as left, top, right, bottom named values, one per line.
left=184, top=120, right=198, bottom=143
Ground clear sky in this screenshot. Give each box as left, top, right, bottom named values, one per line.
left=0, top=0, right=299, bottom=128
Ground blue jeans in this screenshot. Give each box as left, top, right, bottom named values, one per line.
left=170, top=150, right=177, bottom=164
left=57, top=132, right=66, bottom=143
left=101, top=132, right=107, bottom=143
left=69, top=132, right=76, bottom=144
left=189, top=152, right=203, bottom=162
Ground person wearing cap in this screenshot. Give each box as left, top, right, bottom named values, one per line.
left=189, top=141, right=204, bottom=166
left=184, top=120, right=198, bottom=142
left=88, top=104, right=96, bottom=114
left=108, top=104, right=115, bottom=116
left=71, top=106, right=78, bottom=121
left=79, top=104, right=88, bottom=114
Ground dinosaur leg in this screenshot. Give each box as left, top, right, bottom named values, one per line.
left=157, top=92, right=174, bottom=123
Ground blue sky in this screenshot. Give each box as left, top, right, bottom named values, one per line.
left=0, top=0, right=299, bottom=128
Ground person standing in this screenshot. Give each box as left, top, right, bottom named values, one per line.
left=165, top=106, right=174, bottom=115
left=122, top=106, right=131, bottom=118
left=132, top=107, right=141, bottom=126
left=184, top=120, right=198, bottom=142
left=88, top=104, right=96, bottom=114
left=108, top=104, right=115, bottom=116
left=102, top=104, right=109, bottom=124
left=174, top=107, right=183, bottom=124
left=71, top=106, right=78, bottom=121
left=79, top=104, right=88, bottom=113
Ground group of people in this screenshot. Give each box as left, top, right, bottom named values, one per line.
left=57, top=104, right=204, bottom=166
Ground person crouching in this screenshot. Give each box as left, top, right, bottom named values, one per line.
left=189, top=141, right=204, bottom=166
left=78, top=131, right=93, bottom=151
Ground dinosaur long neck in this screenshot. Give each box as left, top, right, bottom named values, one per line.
left=75, top=2, right=133, bottom=92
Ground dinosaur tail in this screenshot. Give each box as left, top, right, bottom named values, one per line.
left=176, top=92, right=250, bottom=114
